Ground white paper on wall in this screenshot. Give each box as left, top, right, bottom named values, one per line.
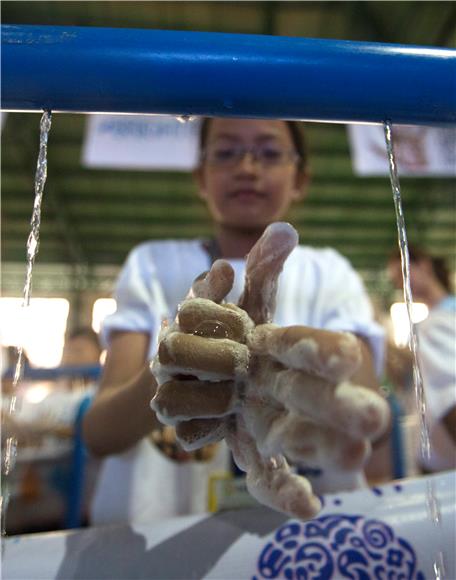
left=82, top=114, right=201, bottom=171
left=347, top=124, right=456, bottom=177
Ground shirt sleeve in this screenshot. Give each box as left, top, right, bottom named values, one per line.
left=318, top=249, right=385, bottom=377
left=418, top=309, right=456, bottom=420
left=100, top=244, right=170, bottom=356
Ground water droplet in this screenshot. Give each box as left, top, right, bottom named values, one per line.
left=426, top=480, right=441, bottom=525
left=193, top=320, right=233, bottom=339
left=433, top=552, right=446, bottom=580
left=176, top=115, right=196, bottom=124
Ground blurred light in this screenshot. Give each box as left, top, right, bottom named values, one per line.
left=390, top=302, right=429, bottom=347
left=0, top=298, right=70, bottom=368
left=99, top=350, right=107, bottom=365
left=24, top=382, right=52, bottom=404
left=92, top=298, right=116, bottom=333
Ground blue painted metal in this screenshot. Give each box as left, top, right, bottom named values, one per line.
left=2, top=25, right=455, bottom=125
left=2, top=364, right=102, bottom=381
left=388, top=393, right=406, bottom=480
left=65, top=394, right=92, bottom=529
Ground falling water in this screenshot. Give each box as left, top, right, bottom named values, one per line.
left=1, top=110, right=52, bottom=540
left=383, top=121, right=430, bottom=460
left=384, top=121, right=445, bottom=579
left=176, top=114, right=196, bottom=124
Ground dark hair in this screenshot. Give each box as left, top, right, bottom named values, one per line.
left=68, top=326, right=101, bottom=352
left=389, top=244, right=453, bottom=293
left=199, top=117, right=308, bottom=172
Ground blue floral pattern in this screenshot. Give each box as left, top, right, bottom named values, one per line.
left=253, top=515, right=425, bottom=579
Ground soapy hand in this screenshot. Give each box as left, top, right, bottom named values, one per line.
left=151, top=222, right=390, bottom=519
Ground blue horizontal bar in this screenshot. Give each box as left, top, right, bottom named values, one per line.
left=3, top=364, right=102, bottom=381
left=1, top=25, right=455, bottom=125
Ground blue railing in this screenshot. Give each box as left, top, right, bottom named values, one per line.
left=3, top=364, right=102, bottom=381
left=2, top=25, right=455, bottom=125
left=66, top=394, right=93, bottom=529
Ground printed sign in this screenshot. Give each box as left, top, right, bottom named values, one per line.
left=82, top=114, right=201, bottom=170
left=348, top=124, right=456, bottom=177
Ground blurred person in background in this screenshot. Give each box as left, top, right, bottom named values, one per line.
left=58, top=326, right=103, bottom=391
left=2, top=326, right=102, bottom=446
left=2, top=327, right=102, bottom=533
left=60, top=326, right=102, bottom=368
left=387, top=245, right=456, bottom=473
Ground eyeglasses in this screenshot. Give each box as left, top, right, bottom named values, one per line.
left=201, top=144, right=300, bottom=168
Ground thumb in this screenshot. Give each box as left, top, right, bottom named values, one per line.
left=238, top=222, right=298, bottom=324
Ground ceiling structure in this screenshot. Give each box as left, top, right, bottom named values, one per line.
left=2, top=1, right=455, bottom=298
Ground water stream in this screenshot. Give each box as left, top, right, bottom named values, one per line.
left=1, top=110, right=52, bottom=541
left=383, top=120, right=445, bottom=579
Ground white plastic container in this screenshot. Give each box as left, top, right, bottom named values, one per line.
left=3, top=470, right=455, bottom=579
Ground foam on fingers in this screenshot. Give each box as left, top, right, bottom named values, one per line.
left=152, top=379, right=237, bottom=424
left=178, top=299, right=254, bottom=343
left=246, top=455, right=322, bottom=520
left=250, top=325, right=362, bottom=382
left=176, top=417, right=227, bottom=451
left=266, top=368, right=389, bottom=441
left=158, top=332, right=249, bottom=381
left=239, top=222, right=298, bottom=324
left=279, top=416, right=370, bottom=471
left=332, top=382, right=391, bottom=440
left=227, top=406, right=322, bottom=521
left=191, top=259, right=235, bottom=302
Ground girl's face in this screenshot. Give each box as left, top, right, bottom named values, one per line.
left=195, top=118, right=308, bottom=232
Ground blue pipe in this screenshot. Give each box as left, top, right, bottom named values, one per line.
left=2, top=25, right=455, bottom=125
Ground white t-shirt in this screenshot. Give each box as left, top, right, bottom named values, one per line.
left=417, top=296, right=456, bottom=472
left=101, top=239, right=384, bottom=370
left=91, top=239, right=385, bottom=525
